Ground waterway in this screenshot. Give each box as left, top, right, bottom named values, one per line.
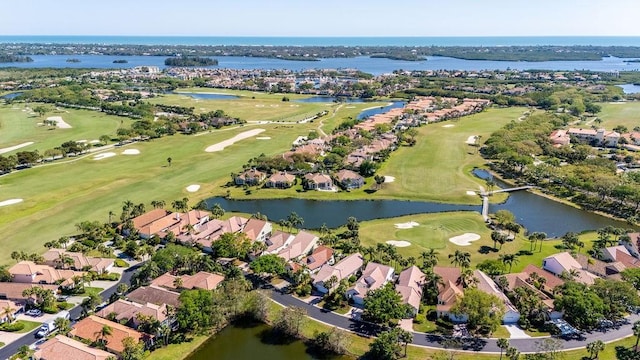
left=205, top=170, right=626, bottom=237
left=1, top=54, right=639, bottom=75
left=617, top=83, right=640, bottom=94
left=185, top=322, right=350, bottom=360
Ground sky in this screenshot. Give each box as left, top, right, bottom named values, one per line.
left=3, top=0, right=640, bottom=37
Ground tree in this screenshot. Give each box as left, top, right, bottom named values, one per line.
left=494, top=210, right=515, bottom=227
left=33, top=105, right=49, bottom=118
left=362, top=283, right=411, bottom=325
left=448, top=250, right=471, bottom=269
left=249, top=254, right=286, bottom=276
left=167, top=157, right=172, bottom=167
left=273, top=306, right=306, bottom=338
left=591, top=278, right=639, bottom=322
left=211, top=203, right=225, bottom=219
left=287, top=211, right=304, bottom=231
left=497, top=338, right=510, bottom=360
left=621, top=268, right=640, bottom=291
left=121, top=336, right=145, bottom=360
left=211, top=232, right=253, bottom=259
left=586, top=340, right=605, bottom=359
left=420, top=249, right=439, bottom=269
left=359, top=160, right=378, bottom=177
left=54, top=317, right=71, bottom=335
left=506, top=346, right=520, bottom=360
left=451, top=288, right=505, bottom=335
left=561, top=232, right=580, bottom=250
left=634, top=320, right=640, bottom=350
left=367, top=327, right=410, bottom=360
left=2, top=306, right=14, bottom=323
left=95, top=324, right=113, bottom=346
left=176, top=289, right=215, bottom=333
left=398, top=328, right=413, bottom=358
left=312, top=327, right=351, bottom=355
left=554, top=282, right=605, bottom=330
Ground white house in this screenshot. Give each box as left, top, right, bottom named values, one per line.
left=346, top=262, right=394, bottom=305
left=474, top=270, right=520, bottom=324
left=312, top=253, right=364, bottom=294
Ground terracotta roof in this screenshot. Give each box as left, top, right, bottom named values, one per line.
left=544, top=252, right=582, bottom=274
left=434, top=266, right=463, bottom=312
left=300, top=245, right=334, bottom=271
left=616, top=250, right=640, bottom=269
left=303, top=173, right=333, bottom=185
left=69, top=316, right=144, bottom=354
left=181, top=271, right=225, bottom=290
left=127, top=285, right=180, bottom=307
left=267, top=171, right=295, bottom=184
left=334, top=169, right=363, bottom=182
left=278, top=230, right=318, bottom=261
left=265, top=231, right=293, bottom=253
left=243, top=218, right=269, bottom=241
left=396, top=266, right=425, bottom=311
left=43, top=249, right=113, bottom=273
left=9, top=261, right=82, bottom=286
left=132, top=209, right=169, bottom=229
left=0, top=283, right=59, bottom=301
left=349, top=262, right=394, bottom=298
left=96, top=299, right=167, bottom=325
left=522, top=264, right=564, bottom=290
left=313, top=253, right=364, bottom=285
left=474, top=270, right=518, bottom=313
left=34, top=335, right=113, bottom=360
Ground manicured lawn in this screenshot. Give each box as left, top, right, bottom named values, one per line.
left=0, top=105, right=129, bottom=155
left=146, top=335, right=209, bottom=360
left=597, top=101, right=640, bottom=131
left=317, top=300, right=351, bottom=315
left=491, top=325, right=510, bottom=339
left=68, top=287, right=104, bottom=297
left=114, top=259, right=129, bottom=267
left=15, top=320, right=41, bottom=333
left=523, top=328, right=551, bottom=337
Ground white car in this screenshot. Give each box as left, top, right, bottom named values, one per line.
left=26, top=309, right=42, bottom=317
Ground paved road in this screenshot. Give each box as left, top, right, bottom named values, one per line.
left=0, top=264, right=139, bottom=360
left=271, top=290, right=640, bottom=354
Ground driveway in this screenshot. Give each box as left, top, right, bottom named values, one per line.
left=504, top=324, right=531, bottom=339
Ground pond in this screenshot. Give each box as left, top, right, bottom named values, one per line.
left=293, top=96, right=365, bottom=103
left=206, top=170, right=628, bottom=237
left=616, top=83, right=640, bottom=94
left=186, top=322, right=351, bottom=360
left=175, top=92, right=240, bottom=100
left=1, top=92, right=23, bottom=100
left=357, top=101, right=406, bottom=120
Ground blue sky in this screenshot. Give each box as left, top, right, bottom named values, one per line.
left=3, top=0, right=640, bottom=36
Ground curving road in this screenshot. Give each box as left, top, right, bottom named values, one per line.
left=0, top=264, right=140, bottom=360
left=270, top=290, right=640, bottom=354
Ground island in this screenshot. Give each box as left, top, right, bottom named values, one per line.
left=112, top=59, right=128, bottom=64
left=0, top=54, right=34, bottom=63
left=164, top=56, right=218, bottom=67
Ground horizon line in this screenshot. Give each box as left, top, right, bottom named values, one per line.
left=3, top=34, right=640, bottom=38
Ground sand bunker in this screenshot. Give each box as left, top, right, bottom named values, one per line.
left=205, top=129, right=265, bottom=152
left=395, top=221, right=419, bottom=229
left=384, top=176, right=396, bottom=183
left=76, top=139, right=87, bottom=143
left=465, top=135, right=478, bottom=145
left=442, top=124, right=455, bottom=128
left=0, top=142, right=34, bottom=155
left=256, top=137, right=271, bottom=140
left=449, top=233, right=481, bottom=246
left=0, top=199, right=23, bottom=207
left=186, top=184, right=200, bottom=192
left=122, top=149, right=140, bottom=155
left=466, top=191, right=476, bottom=196
left=386, top=240, right=411, bottom=247
left=89, top=140, right=100, bottom=144
left=46, top=116, right=72, bottom=129
left=93, top=152, right=116, bottom=160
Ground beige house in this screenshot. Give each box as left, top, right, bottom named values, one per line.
left=346, top=262, right=394, bottom=305
left=395, top=266, right=425, bottom=316
left=313, top=253, right=364, bottom=294
left=34, top=335, right=113, bottom=360
left=265, top=171, right=296, bottom=188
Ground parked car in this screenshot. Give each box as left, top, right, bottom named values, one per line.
left=26, top=309, right=42, bottom=317
left=57, top=295, right=69, bottom=302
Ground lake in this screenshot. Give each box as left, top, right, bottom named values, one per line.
left=186, top=322, right=350, bottom=360
left=175, top=92, right=240, bottom=100
left=2, top=54, right=640, bottom=75
left=617, top=83, right=640, bottom=94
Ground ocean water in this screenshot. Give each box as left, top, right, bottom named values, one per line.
left=2, top=35, right=640, bottom=47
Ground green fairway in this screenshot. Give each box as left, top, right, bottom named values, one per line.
left=596, top=101, right=640, bottom=130
left=0, top=105, right=130, bottom=154
left=375, top=107, right=526, bottom=203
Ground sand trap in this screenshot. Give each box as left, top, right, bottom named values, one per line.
left=46, top=116, right=72, bottom=129
left=205, top=129, right=265, bottom=152
left=256, top=137, right=271, bottom=140
left=186, top=184, right=200, bottom=192
left=0, top=199, right=23, bottom=207
left=449, top=233, right=481, bottom=246
left=89, top=140, right=100, bottom=144
left=345, top=106, right=356, bottom=109
left=292, top=136, right=308, bottom=146
left=122, top=149, right=140, bottom=155
left=465, top=135, right=478, bottom=145
left=93, top=152, right=116, bottom=160
left=608, top=102, right=626, bottom=105
left=395, top=221, right=419, bottom=229
left=0, top=142, right=34, bottom=155
left=442, top=124, right=455, bottom=128
left=386, top=240, right=411, bottom=247
left=76, top=139, right=87, bottom=143
left=466, top=191, right=476, bottom=196
left=384, top=176, right=396, bottom=183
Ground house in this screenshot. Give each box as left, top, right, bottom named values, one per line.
left=297, top=245, right=334, bottom=272
left=69, top=316, right=147, bottom=355
left=8, top=261, right=80, bottom=287
left=567, top=128, right=620, bottom=147
left=189, top=216, right=249, bottom=252
left=130, top=209, right=169, bottom=233
left=265, top=171, right=296, bottom=189
left=42, top=249, right=114, bottom=274
left=346, top=262, right=394, bottom=305
left=474, top=270, right=520, bottom=323
left=242, top=218, right=273, bottom=242
left=433, top=266, right=466, bottom=322
left=0, top=299, right=22, bottom=323
left=277, top=230, right=319, bottom=261
left=34, top=335, right=113, bottom=360
left=500, top=272, right=562, bottom=320
left=127, top=285, right=181, bottom=308
left=574, top=253, right=624, bottom=279
left=520, top=264, right=565, bottom=293
left=334, top=169, right=365, bottom=190
left=549, top=130, right=570, bottom=146
left=0, top=283, right=59, bottom=303
left=542, top=252, right=599, bottom=285
left=395, top=266, right=425, bottom=316
left=136, top=210, right=210, bottom=239
left=96, top=299, right=169, bottom=329
left=264, top=231, right=295, bottom=254
left=150, top=271, right=225, bottom=291
left=600, top=245, right=632, bottom=262
left=303, top=173, right=334, bottom=190
left=235, top=168, right=267, bottom=186
left=620, top=233, right=640, bottom=258
left=313, top=253, right=364, bottom=294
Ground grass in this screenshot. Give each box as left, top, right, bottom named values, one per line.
left=67, top=287, right=103, bottom=297
left=15, top=320, right=41, bottom=333
left=596, top=101, right=640, bottom=131
left=114, top=259, right=128, bottom=267
left=145, top=335, right=209, bottom=360
left=523, top=328, right=551, bottom=337
left=317, top=299, right=351, bottom=315
left=0, top=342, right=4, bottom=347
left=491, top=326, right=510, bottom=339
left=0, top=105, right=130, bottom=155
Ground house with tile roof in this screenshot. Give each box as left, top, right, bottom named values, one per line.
left=127, top=285, right=180, bottom=308
left=42, top=249, right=114, bottom=274
left=242, top=218, right=272, bottom=242
left=542, top=252, right=599, bottom=285
left=235, top=168, right=267, bottom=186
left=296, top=245, right=334, bottom=272
left=474, top=270, right=520, bottom=323
left=96, top=299, right=169, bottom=329
left=0, top=283, right=59, bottom=303
left=313, top=253, right=364, bottom=294
left=187, top=216, right=249, bottom=252
left=8, top=261, right=80, bottom=288
left=69, top=316, right=147, bottom=355
left=334, top=169, right=364, bottom=190
left=277, top=230, right=318, bottom=261
left=0, top=299, right=22, bottom=323
left=433, top=266, right=466, bottom=322
left=601, top=245, right=632, bottom=262
left=265, top=171, right=296, bottom=189
left=34, top=335, right=113, bottom=360
left=346, top=262, right=395, bottom=305
left=264, top=231, right=295, bottom=254
left=303, top=173, right=334, bottom=190
left=620, top=232, right=640, bottom=258
left=500, top=272, right=562, bottom=320
left=395, top=266, right=425, bottom=316
left=150, top=271, right=225, bottom=291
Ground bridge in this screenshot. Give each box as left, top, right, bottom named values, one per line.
left=480, top=185, right=536, bottom=221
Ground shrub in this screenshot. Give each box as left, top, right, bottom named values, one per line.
left=114, top=259, right=128, bottom=267
left=56, top=302, right=74, bottom=310
left=0, top=322, right=24, bottom=332
left=95, top=272, right=120, bottom=281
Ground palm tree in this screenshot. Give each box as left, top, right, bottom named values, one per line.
left=586, top=340, right=605, bottom=359
left=421, top=249, right=439, bottom=269
left=2, top=306, right=14, bottom=323
left=287, top=212, right=304, bottom=231
left=497, top=338, right=509, bottom=360
left=167, top=157, right=172, bottom=167
left=398, top=328, right=413, bottom=358
left=173, top=277, right=183, bottom=289
left=460, top=267, right=477, bottom=288
left=158, top=323, right=171, bottom=347
left=108, top=210, right=115, bottom=224
left=95, top=324, right=113, bottom=346
left=54, top=317, right=71, bottom=335
left=211, top=203, right=225, bottom=219
left=634, top=320, right=640, bottom=350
